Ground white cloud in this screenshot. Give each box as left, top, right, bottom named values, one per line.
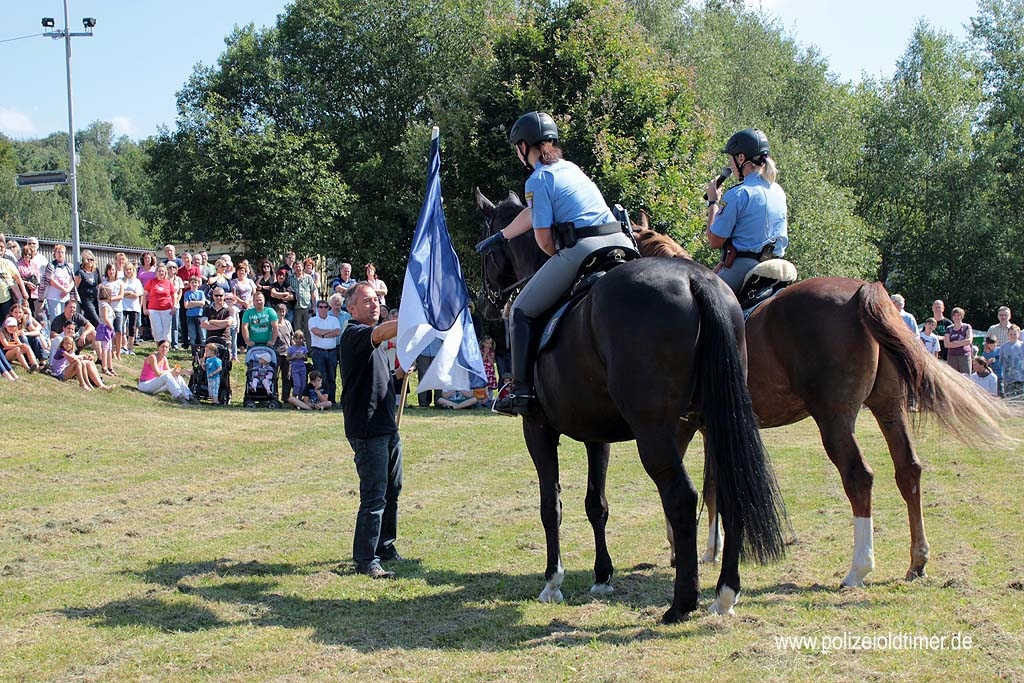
left=0, top=107, right=37, bottom=138
left=108, top=116, right=138, bottom=139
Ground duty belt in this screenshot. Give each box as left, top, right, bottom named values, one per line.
left=553, top=221, right=625, bottom=250
left=734, top=243, right=776, bottom=262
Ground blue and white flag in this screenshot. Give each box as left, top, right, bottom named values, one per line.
left=396, top=128, right=487, bottom=392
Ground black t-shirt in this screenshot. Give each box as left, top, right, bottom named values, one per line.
left=340, top=321, right=397, bottom=439
left=201, top=303, right=234, bottom=341
left=269, top=281, right=296, bottom=311
left=51, top=311, right=90, bottom=338
left=934, top=316, right=953, bottom=360
left=76, top=268, right=99, bottom=305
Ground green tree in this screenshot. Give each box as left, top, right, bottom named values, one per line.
left=855, top=23, right=983, bottom=314
left=968, top=0, right=1024, bottom=318
left=448, top=0, right=710, bottom=258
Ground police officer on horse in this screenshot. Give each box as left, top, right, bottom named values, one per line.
left=476, top=111, right=635, bottom=416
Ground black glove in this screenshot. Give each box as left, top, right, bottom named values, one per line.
left=475, top=232, right=507, bottom=255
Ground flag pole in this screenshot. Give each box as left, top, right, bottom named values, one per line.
left=395, top=372, right=410, bottom=428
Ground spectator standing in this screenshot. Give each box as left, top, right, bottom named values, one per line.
left=16, top=241, right=42, bottom=318
left=74, top=249, right=102, bottom=327
left=203, top=342, right=224, bottom=403
left=339, top=282, right=403, bottom=579
left=931, top=299, right=953, bottom=360
left=143, top=264, right=176, bottom=344
left=138, top=251, right=158, bottom=287
left=274, top=302, right=294, bottom=401
left=41, top=243, right=76, bottom=327
left=255, top=259, right=276, bottom=302
left=269, top=268, right=296, bottom=322
left=240, top=291, right=278, bottom=348
left=200, top=289, right=234, bottom=346
left=986, top=306, right=1013, bottom=347
left=121, top=263, right=143, bottom=355
left=101, top=263, right=125, bottom=361
left=183, top=276, right=208, bottom=351
left=999, top=325, right=1024, bottom=399
left=943, top=307, right=974, bottom=374
left=330, top=262, right=358, bottom=304
left=165, top=261, right=185, bottom=349
left=163, top=244, right=183, bottom=268
left=891, top=294, right=917, bottom=335
left=198, top=251, right=216, bottom=279
left=293, top=258, right=318, bottom=340
left=309, top=297, right=341, bottom=405
left=920, top=318, right=941, bottom=357
left=232, top=263, right=256, bottom=311
left=364, top=263, right=388, bottom=306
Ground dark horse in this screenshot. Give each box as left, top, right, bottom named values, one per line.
left=476, top=189, right=788, bottom=622
left=633, top=224, right=1011, bottom=586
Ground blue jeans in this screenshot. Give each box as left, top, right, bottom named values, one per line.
left=312, top=347, right=338, bottom=403
left=186, top=316, right=206, bottom=349
left=349, top=432, right=403, bottom=572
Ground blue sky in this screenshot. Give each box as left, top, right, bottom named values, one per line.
left=1, top=0, right=978, bottom=142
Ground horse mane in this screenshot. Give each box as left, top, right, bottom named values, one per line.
left=633, top=227, right=691, bottom=260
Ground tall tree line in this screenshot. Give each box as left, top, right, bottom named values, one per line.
left=2, top=0, right=1020, bottom=321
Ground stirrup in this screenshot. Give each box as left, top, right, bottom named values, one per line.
left=492, top=381, right=534, bottom=416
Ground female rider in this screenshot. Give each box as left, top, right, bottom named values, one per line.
left=475, top=111, right=634, bottom=416
left=704, top=128, right=789, bottom=297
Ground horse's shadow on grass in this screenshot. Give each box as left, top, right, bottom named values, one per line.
left=56, top=557, right=900, bottom=651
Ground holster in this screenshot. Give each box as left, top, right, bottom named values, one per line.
left=552, top=221, right=577, bottom=251
left=714, top=240, right=737, bottom=273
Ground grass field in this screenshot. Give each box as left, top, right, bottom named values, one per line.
left=1, top=345, right=1023, bottom=682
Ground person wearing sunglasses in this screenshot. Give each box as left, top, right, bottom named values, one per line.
left=309, top=298, right=342, bottom=406
left=200, top=289, right=235, bottom=345
left=74, top=249, right=102, bottom=328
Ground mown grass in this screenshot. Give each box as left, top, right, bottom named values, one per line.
left=1, top=344, right=1023, bottom=682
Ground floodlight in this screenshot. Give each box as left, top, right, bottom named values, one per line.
left=42, top=17, right=55, bottom=28
left=82, top=17, right=96, bottom=29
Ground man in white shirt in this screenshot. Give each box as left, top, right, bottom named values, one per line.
left=309, top=299, right=342, bottom=405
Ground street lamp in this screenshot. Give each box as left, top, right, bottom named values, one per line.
left=41, top=2, right=95, bottom=270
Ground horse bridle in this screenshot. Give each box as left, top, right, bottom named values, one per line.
left=479, top=213, right=532, bottom=309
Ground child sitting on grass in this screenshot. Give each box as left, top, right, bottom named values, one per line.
left=288, top=369, right=332, bottom=410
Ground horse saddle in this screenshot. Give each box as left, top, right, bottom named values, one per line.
left=538, top=246, right=640, bottom=352
left=737, top=259, right=798, bottom=318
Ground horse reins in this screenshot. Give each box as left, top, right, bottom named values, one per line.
left=479, top=213, right=532, bottom=308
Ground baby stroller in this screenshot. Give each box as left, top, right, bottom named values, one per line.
left=243, top=344, right=282, bottom=408
left=189, top=337, right=233, bottom=405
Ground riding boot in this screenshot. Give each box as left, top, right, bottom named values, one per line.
left=493, top=310, right=536, bottom=416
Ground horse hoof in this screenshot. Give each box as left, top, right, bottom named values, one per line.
left=661, top=607, right=692, bottom=624
left=840, top=577, right=865, bottom=589
left=590, top=582, right=614, bottom=596
left=905, top=567, right=927, bottom=581
left=708, top=586, right=738, bottom=615
left=539, top=587, right=563, bottom=603
left=700, top=552, right=719, bottom=564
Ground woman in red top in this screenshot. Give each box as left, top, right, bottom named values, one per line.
left=143, top=264, right=176, bottom=344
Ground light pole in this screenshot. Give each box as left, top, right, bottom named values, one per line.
left=41, top=2, right=95, bottom=269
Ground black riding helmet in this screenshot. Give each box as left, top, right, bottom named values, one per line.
left=509, top=111, right=559, bottom=146
left=721, top=128, right=770, bottom=162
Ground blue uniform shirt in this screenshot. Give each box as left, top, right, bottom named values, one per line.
left=525, top=159, right=616, bottom=231
left=710, top=173, right=788, bottom=255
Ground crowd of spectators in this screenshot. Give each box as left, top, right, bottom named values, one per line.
left=3, top=234, right=508, bottom=410
left=894, top=295, right=1023, bottom=399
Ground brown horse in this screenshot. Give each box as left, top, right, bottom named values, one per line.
left=633, top=224, right=1011, bottom=586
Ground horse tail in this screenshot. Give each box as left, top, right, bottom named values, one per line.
left=856, top=281, right=1015, bottom=443
left=692, top=276, right=788, bottom=564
